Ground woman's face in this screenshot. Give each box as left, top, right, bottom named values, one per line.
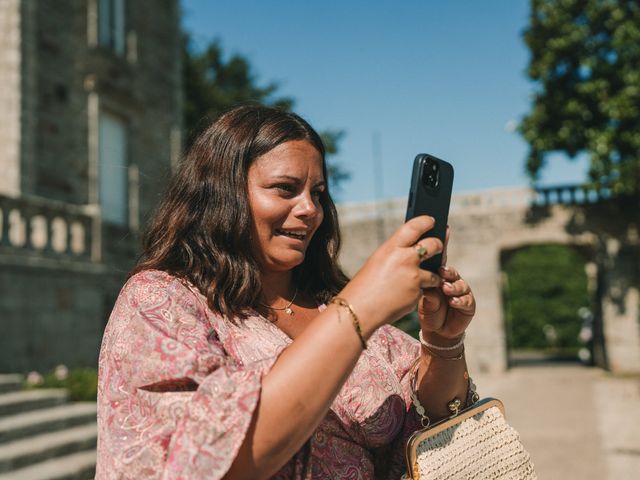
left=247, top=140, right=326, bottom=274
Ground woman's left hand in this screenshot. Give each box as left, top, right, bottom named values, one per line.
left=418, top=228, right=476, bottom=340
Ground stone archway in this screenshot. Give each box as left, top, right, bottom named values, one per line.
left=337, top=188, right=640, bottom=374
left=498, top=243, right=605, bottom=369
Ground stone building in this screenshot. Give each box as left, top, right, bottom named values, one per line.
left=0, top=0, right=182, bottom=372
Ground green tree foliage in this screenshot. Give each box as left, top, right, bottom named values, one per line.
left=182, top=35, right=294, bottom=144
left=320, top=130, right=351, bottom=190
left=182, top=35, right=350, bottom=191
left=520, top=0, right=640, bottom=194
left=503, top=244, right=589, bottom=351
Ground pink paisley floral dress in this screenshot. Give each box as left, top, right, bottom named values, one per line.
left=96, top=270, right=422, bottom=479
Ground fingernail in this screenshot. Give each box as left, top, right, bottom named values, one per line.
left=444, top=282, right=453, bottom=288
left=451, top=297, right=460, bottom=304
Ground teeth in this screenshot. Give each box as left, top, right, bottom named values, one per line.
left=277, top=229, right=306, bottom=239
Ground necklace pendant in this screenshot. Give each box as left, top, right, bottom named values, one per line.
left=285, top=307, right=294, bottom=315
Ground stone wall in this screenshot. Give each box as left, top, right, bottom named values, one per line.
left=27, top=1, right=88, bottom=203
left=0, top=262, right=122, bottom=373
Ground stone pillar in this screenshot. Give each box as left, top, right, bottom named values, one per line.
left=602, top=240, right=640, bottom=373
left=602, top=287, right=640, bottom=373
left=448, top=224, right=507, bottom=374
left=0, top=0, right=22, bottom=196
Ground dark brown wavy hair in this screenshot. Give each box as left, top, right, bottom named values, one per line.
left=131, top=105, right=349, bottom=318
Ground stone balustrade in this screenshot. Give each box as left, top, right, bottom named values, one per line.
left=0, top=194, right=99, bottom=262
left=338, top=184, right=613, bottom=224
left=533, top=184, right=612, bottom=206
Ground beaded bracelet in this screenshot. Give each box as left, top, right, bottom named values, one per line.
left=329, top=297, right=367, bottom=350
left=423, top=344, right=465, bottom=361
left=409, top=358, right=431, bottom=427
left=419, top=330, right=465, bottom=351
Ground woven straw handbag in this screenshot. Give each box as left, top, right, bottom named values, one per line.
left=403, top=398, right=537, bottom=479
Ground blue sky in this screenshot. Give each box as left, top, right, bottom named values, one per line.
left=182, top=0, right=590, bottom=203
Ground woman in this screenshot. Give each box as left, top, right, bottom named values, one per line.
left=96, top=105, right=476, bottom=479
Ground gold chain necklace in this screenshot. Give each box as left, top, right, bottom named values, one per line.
left=259, top=287, right=299, bottom=316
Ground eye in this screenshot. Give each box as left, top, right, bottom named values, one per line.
left=274, top=183, right=296, bottom=195
left=312, top=189, right=324, bottom=198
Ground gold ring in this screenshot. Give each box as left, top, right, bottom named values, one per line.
left=415, top=243, right=428, bottom=259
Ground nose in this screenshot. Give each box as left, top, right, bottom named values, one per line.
left=294, top=192, right=321, bottom=218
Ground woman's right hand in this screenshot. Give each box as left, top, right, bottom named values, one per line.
left=340, top=215, right=444, bottom=335
left=226, top=219, right=443, bottom=479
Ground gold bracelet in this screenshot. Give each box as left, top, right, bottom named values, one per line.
left=329, top=297, right=367, bottom=350
left=411, top=365, right=480, bottom=425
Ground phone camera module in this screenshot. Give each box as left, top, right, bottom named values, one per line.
left=422, top=159, right=440, bottom=189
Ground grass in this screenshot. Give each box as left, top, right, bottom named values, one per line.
left=24, top=367, right=98, bottom=402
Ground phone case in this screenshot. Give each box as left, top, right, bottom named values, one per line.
left=405, top=154, right=454, bottom=273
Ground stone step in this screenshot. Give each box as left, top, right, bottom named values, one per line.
left=0, top=390, right=68, bottom=417
left=0, top=403, right=96, bottom=444
left=0, top=450, right=96, bottom=480
left=0, top=375, right=23, bottom=394
left=0, top=423, right=96, bottom=473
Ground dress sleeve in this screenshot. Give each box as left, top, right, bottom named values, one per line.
left=372, top=325, right=421, bottom=410
left=96, top=271, right=278, bottom=479
left=369, top=325, right=423, bottom=479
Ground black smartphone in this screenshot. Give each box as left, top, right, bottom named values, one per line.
left=405, top=153, right=454, bottom=272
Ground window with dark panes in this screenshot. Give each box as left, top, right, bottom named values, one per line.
left=99, top=112, right=128, bottom=225
left=98, top=0, right=125, bottom=55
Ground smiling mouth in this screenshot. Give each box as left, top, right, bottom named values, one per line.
left=275, top=229, right=307, bottom=240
